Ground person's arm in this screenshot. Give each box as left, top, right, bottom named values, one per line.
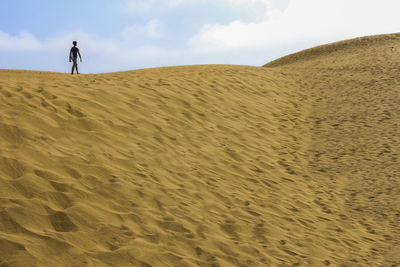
left=69, top=49, right=72, bottom=62
left=78, top=50, right=82, bottom=62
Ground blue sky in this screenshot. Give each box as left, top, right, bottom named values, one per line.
left=1, top=0, right=399, bottom=73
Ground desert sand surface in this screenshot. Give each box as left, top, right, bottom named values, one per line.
left=0, top=33, right=399, bottom=266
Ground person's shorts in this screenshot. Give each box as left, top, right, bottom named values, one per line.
left=72, top=58, right=77, bottom=64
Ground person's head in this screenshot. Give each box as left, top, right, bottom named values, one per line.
left=73, top=41, right=77, bottom=46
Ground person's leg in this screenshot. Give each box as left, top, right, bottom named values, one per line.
left=75, top=63, right=79, bottom=74
left=72, top=58, right=77, bottom=74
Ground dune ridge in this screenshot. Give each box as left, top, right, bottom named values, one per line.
left=265, top=32, right=400, bottom=68
left=0, top=33, right=399, bottom=266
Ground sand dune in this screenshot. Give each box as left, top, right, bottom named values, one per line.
left=0, top=33, right=399, bottom=266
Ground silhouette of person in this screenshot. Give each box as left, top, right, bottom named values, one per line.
left=69, top=41, right=82, bottom=74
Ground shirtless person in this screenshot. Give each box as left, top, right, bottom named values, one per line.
left=69, top=41, right=82, bottom=74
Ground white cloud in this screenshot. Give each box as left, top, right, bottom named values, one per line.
left=123, top=0, right=176, bottom=13
left=0, top=30, right=43, bottom=51
left=222, top=0, right=270, bottom=7
left=122, top=19, right=164, bottom=40
left=146, top=19, right=164, bottom=38
left=189, top=0, right=400, bottom=52
left=123, top=0, right=272, bottom=13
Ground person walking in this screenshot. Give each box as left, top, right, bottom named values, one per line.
left=69, top=41, right=82, bottom=74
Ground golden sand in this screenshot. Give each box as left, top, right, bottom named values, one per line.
left=0, top=33, right=399, bottom=266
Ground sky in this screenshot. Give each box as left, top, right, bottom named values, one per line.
left=0, top=0, right=399, bottom=73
